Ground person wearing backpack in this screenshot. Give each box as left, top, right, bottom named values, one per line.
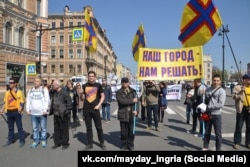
left=0, top=78, right=25, bottom=147
left=26, top=76, right=50, bottom=148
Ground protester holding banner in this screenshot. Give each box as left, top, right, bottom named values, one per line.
left=144, top=80, right=161, bottom=131
left=158, top=81, right=168, bottom=123
left=199, top=74, right=225, bottom=151
left=116, top=77, right=138, bottom=151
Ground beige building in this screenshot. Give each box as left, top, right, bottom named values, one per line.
left=203, top=54, right=213, bottom=85
left=0, top=2, right=117, bottom=93
left=0, top=0, right=49, bottom=92
left=44, top=5, right=117, bottom=84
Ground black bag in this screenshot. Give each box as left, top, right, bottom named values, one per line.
left=184, top=99, right=187, bottom=105
left=201, top=87, right=221, bottom=120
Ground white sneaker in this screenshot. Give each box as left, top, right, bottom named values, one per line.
left=202, top=148, right=208, bottom=151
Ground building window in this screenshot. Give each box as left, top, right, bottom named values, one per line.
left=14, top=0, right=23, bottom=7
left=77, top=49, right=82, bottom=58
left=51, top=22, right=56, bottom=29
left=43, top=65, right=47, bottom=73
left=59, top=49, right=64, bottom=58
left=60, top=35, right=64, bottom=44
left=207, top=69, right=210, bottom=73
left=51, top=35, right=55, bottom=44
left=69, top=35, right=72, bottom=44
left=60, top=22, right=64, bottom=29
left=77, top=65, right=81, bottom=73
left=36, top=36, right=40, bottom=51
left=19, top=27, right=24, bottom=47
left=77, top=22, right=82, bottom=27
left=51, top=49, right=55, bottom=59
left=5, top=22, right=12, bottom=44
left=37, top=0, right=41, bottom=16
left=69, top=49, right=73, bottom=58
left=69, top=22, right=73, bottom=27
left=207, top=63, right=210, bottom=68
left=207, top=74, right=210, bottom=79
left=69, top=64, right=74, bottom=74
left=59, top=65, right=64, bottom=73
left=51, top=65, right=55, bottom=73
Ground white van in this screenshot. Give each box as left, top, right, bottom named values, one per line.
left=71, top=75, right=87, bottom=86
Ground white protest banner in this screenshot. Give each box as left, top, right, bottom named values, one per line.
left=166, top=84, right=182, bottom=100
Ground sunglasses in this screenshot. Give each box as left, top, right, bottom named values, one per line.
left=9, top=82, right=15, bottom=84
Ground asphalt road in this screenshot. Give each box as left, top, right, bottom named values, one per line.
left=0, top=88, right=248, bottom=167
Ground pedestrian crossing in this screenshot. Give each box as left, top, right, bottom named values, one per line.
left=111, top=104, right=235, bottom=117
left=165, top=105, right=235, bottom=115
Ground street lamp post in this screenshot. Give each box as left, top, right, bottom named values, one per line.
left=218, top=25, right=229, bottom=88
left=38, top=24, right=42, bottom=76
left=239, top=61, right=241, bottom=76
left=104, top=55, right=108, bottom=79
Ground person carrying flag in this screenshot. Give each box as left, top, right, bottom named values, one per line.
left=116, top=77, right=138, bottom=151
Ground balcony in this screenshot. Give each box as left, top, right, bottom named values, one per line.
left=85, top=57, right=96, bottom=65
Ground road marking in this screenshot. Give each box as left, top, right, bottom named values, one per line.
left=165, top=107, right=176, bottom=114
left=223, top=106, right=235, bottom=111
left=221, top=110, right=233, bottom=114
left=222, top=133, right=245, bottom=138
left=175, top=106, right=187, bottom=119
left=112, top=108, right=118, bottom=116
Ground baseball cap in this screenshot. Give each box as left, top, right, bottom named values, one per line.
left=121, top=77, right=129, bottom=83
left=242, top=73, right=250, bottom=80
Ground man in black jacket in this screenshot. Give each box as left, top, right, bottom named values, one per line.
left=116, top=77, right=138, bottom=151
left=49, top=79, right=72, bottom=150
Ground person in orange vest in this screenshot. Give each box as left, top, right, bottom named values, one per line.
left=0, top=78, right=25, bottom=147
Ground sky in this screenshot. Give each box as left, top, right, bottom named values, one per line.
left=48, top=0, right=250, bottom=75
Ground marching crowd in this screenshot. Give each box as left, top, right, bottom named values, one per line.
left=0, top=72, right=250, bottom=151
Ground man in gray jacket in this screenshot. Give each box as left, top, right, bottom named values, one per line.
left=197, top=74, right=226, bottom=151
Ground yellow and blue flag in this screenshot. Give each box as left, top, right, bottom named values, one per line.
left=84, top=9, right=97, bottom=53
left=132, top=24, right=146, bottom=62
left=178, top=0, right=222, bottom=47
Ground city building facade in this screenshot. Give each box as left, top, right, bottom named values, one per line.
left=0, top=0, right=49, bottom=93
left=45, top=5, right=117, bottom=85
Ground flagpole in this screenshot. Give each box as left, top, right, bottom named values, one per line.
left=1, top=114, right=8, bottom=124
left=133, top=80, right=138, bottom=135
left=201, top=78, right=206, bottom=139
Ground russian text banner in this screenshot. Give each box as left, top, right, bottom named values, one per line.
left=137, top=46, right=203, bottom=80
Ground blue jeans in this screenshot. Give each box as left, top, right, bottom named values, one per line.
left=203, top=114, right=222, bottom=151
left=102, top=103, right=111, bottom=121
left=6, top=111, right=25, bottom=143
left=186, top=103, right=192, bottom=123
left=31, top=115, right=47, bottom=142
left=147, top=104, right=159, bottom=128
